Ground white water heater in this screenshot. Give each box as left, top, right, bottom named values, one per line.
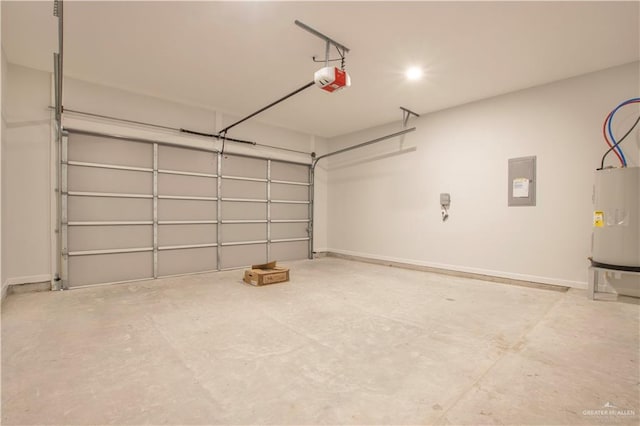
left=592, top=167, right=640, bottom=271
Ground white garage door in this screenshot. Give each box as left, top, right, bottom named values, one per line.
left=62, top=130, right=310, bottom=288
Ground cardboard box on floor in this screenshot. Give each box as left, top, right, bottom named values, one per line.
left=243, top=261, right=290, bottom=286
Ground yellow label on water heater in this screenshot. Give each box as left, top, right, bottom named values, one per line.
left=594, top=211, right=604, bottom=228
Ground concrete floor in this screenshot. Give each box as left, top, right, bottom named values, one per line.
left=1, top=257, right=639, bottom=425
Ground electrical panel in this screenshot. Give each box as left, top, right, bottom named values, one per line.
left=508, top=156, right=536, bottom=207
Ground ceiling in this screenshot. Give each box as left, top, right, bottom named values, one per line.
left=3, top=1, right=639, bottom=138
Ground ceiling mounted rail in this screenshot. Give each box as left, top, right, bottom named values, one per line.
left=217, top=81, right=315, bottom=136
left=312, top=127, right=417, bottom=170
left=217, top=20, right=352, bottom=144
left=400, top=107, right=420, bottom=128
left=295, top=20, right=350, bottom=67
left=294, top=20, right=350, bottom=54
left=179, top=128, right=254, bottom=146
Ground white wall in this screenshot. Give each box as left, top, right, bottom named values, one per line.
left=1, top=64, right=327, bottom=288
left=326, top=62, right=640, bottom=288
left=2, top=63, right=52, bottom=287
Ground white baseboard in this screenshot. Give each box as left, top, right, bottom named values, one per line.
left=326, top=248, right=587, bottom=290
left=2, top=274, right=52, bottom=301
left=5, top=274, right=52, bottom=286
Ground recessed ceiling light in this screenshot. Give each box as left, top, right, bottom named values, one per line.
left=405, top=66, right=423, bottom=81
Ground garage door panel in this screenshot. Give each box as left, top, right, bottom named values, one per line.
left=158, top=145, right=217, bottom=174
left=271, top=162, right=309, bottom=183
left=271, top=183, right=308, bottom=201
left=220, top=244, right=267, bottom=269
left=271, top=241, right=309, bottom=261
left=221, top=201, right=266, bottom=220
left=158, top=224, right=217, bottom=246
left=271, top=222, right=308, bottom=240
left=69, top=225, right=152, bottom=252
left=158, top=174, right=217, bottom=197
left=68, top=252, right=153, bottom=287
left=68, top=196, right=153, bottom=221
left=68, top=134, right=152, bottom=168
left=222, top=179, right=266, bottom=199
left=222, top=155, right=266, bottom=179
left=271, top=203, right=308, bottom=220
left=158, top=247, right=216, bottom=277
left=158, top=199, right=217, bottom=221
left=68, top=166, right=152, bottom=195
left=221, top=224, right=266, bottom=243
left=65, top=131, right=310, bottom=286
